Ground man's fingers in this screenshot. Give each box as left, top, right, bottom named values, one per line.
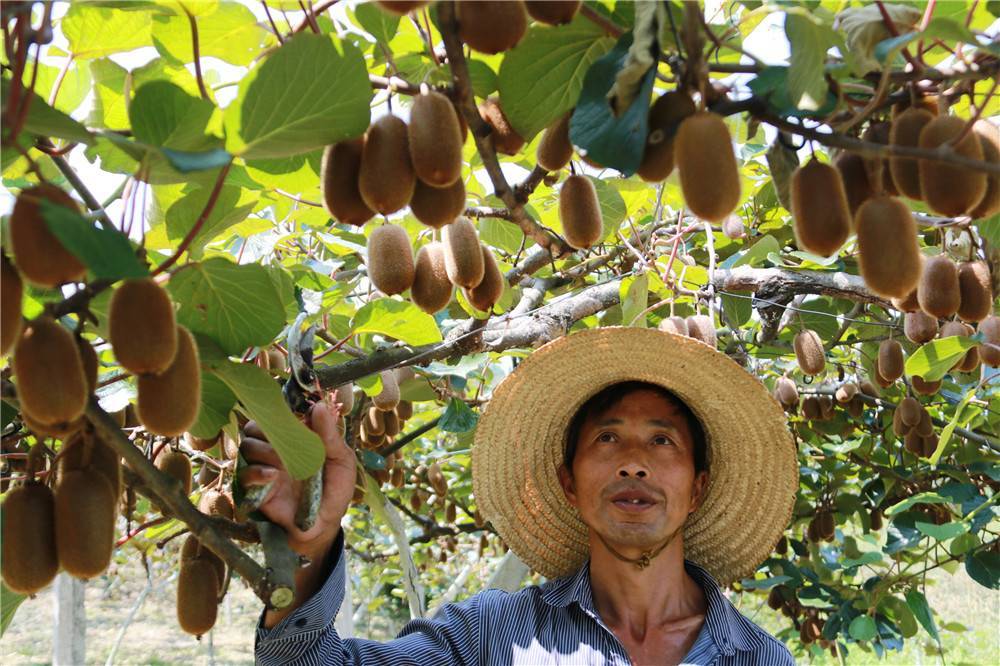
left=244, top=420, right=266, bottom=440
left=309, top=401, right=350, bottom=458
left=239, top=437, right=283, bottom=468
left=238, top=464, right=279, bottom=488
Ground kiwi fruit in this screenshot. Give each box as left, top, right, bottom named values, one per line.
left=373, top=370, right=400, bottom=412
left=177, top=557, right=219, bottom=636
left=917, top=254, right=961, bottom=319
left=457, top=1, right=527, bottom=54
left=948, top=321, right=980, bottom=372
left=465, top=244, right=504, bottom=312
left=969, top=121, right=1000, bottom=219
left=137, top=325, right=201, bottom=437
left=1, top=481, right=58, bottom=594
left=109, top=278, right=178, bottom=376
left=892, top=288, right=920, bottom=313
left=892, top=95, right=939, bottom=119
left=918, top=115, right=988, bottom=216
left=55, top=470, right=116, bottom=578
left=181, top=533, right=226, bottom=592
left=366, top=224, right=415, bottom=296
left=903, top=430, right=924, bottom=456
left=874, top=365, right=893, bottom=389
left=395, top=366, right=416, bottom=385
left=335, top=383, right=356, bottom=414
left=478, top=97, right=525, bottom=155
left=773, top=377, right=798, bottom=407
left=847, top=395, right=865, bottom=418
left=889, top=108, right=935, bottom=200
left=657, top=316, right=688, bottom=336
left=793, top=329, right=825, bottom=376
left=892, top=405, right=911, bottom=437
left=904, top=311, right=938, bottom=344
left=791, top=159, right=851, bottom=257
left=9, top=184, right=87, bottom=288
left=878, top=339, right=905, bottom=382
left=155, top=448, right=193, bottom=496
left=818, top=510, right=835, bottom=541
left=861, top=122, right=897, bottom=195
left=537, top=112, right=573, bottom=172
left=834, top=153, right=875, bottom=219
left=365, top=406, right=386, bottom=436
left=320, top=139, right=375, bottom=226
left=58, top=431, right=121, bottom=499
left=870, top=508, right=884, bottom=531
left=525, top=0, right=580, bottom=24
left=383, top=410, right=400, bottom=438
left=1, top=256, right=23, bottom=356
left=638, top=92, right=697, bottom=182
left=980, top=316, right=1000, bottom=368
left=858, top=378, right=880, bottom=397
left=956, top=261, right=992, bottom=323
left=395, top=400, right=413, bottom=421
left=910, top=374, right=941, bottom=396
left=185, top=431, right=220, bottom=452
left=411, top=242, right=454, bottom=314
left=21, top=412, right=85, bottom=440
left=898, top=397, right=922, bottom=427
left=74, top=336, right=98, bottom=395
left=835, top=382, right=858, bottom=403
left=409, top=91, right=464, bottom=188
left=13, top=316, right=88, bottom=427
left=685, top=315, right=717, bottom=348
left=800, top=617, right=822, bottom=644
left=359, top=114, right=416, bottom=215
left=198, top=489, right=234, bottom=520
left=767, top=586, right=784, bottom=611
left=427, top=462, right=448, bottom=496
left=674, top=111, right=741, bottom=222
left=442, top=217, right=486, bottom=288
left=559, top=175, right=603, bottom=250
left=375, top=1, right=428, bottom=14
left=916, top=408, right=934, bottom=438
left=410, top=177, right=466, bottom=229
left=854, top=196, right=922, bottom=299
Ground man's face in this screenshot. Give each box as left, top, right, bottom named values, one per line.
left=557, top=389, right=709, bottom=552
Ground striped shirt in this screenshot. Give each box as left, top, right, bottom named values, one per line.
left=255, top=532, right=795, bottom=665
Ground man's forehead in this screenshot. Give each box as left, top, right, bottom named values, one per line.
left=589, top=390, right=687, bottom=421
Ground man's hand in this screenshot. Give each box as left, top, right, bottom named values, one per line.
left=239, top=400, right=356, bottom=561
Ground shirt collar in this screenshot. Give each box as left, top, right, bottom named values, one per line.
left=541, top=558, right=765, bottom=657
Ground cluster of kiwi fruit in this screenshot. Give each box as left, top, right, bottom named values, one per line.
left=176, top=489, right=235, bottom=637
left=656, top=312, right=718, bottom=348
left=890, top=395, right=939, bottom=459
left=774, top=378, right=870, bottom=422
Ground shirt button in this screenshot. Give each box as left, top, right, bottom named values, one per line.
left=294, top=618, right=307, bottom=628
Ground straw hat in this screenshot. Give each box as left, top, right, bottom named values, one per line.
left=472, top=326, right=798, bottom=586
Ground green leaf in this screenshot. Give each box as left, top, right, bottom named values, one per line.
left=0, top=80, right=93, bottom=145
left=159, top=183, right=258, bottom=256
left=467, top=59, right=498, bottom=98
left=721, top=292, right=752, bottom=327
left=591, top=176, right=627, bottom=242
left=949, top=532, right=979, bottom=556
left=620, top=271, right=649, bottom=327
left=129, top=81, right=219, bottom=151
left=351, top=299, right=443, bottom=346
left=479, top=216, right=524, bottom=255
left=728, top=234, right=780, bottom=268
left=915, top=521, right=969, bottom=541
left=905, top=589, right=939, bottom=640
left=152, top=1, right=270, bottom=67
left=223, top=33, right=372, bottom=158
left=739, top=575, right=791, bottom=590
left=497, top=17, right=614, bottom=138
left=929, top=385, right=978, bottom=465
left=976, top=214, right=1000, bottom=247
left=783, top=13, right=833, bottom=112
left=849, top=614, right=877, bottom=641
left=746, top=65, right=837, bottom=118
left=885, top=491, right=949, bottom=516
left=965, top=550, right=1000, bottom=590
left=205, top=360, right=324, bottom=480
left=439, top=398, right=479, bottom=433
left=87, top=59, right=130, bottom=129
left=168, top=258, right=287, bottom=355
left=39, top=200, right=149, bottom=280
left=0, top=583, right=26, bottom=637
left=904, top=336, right=978, bottom=381
left=189, top=371, right=237, bottom=439
left=63, top=3, right=153, bottom=58
left=883, top=595, right=919, bottom=638
left=354, top=2, right=399, bottom=45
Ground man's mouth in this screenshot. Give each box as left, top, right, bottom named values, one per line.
left=609, top=489, right=658, bottom=512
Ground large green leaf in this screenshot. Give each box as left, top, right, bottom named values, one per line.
left=39, top=200, right=149, bottom=280
left=915, top=521, right=969, bottom=541
left=0, top=583, right=26, bottom=636
left=152, top=1, right=270, bottom=67
left=31, top=61, right=92, bottom=114
left=189, top=370, right=237, bottom=439
left=87, top=59, right=131, bottom=129
left=62, top=3, right=153, bottom=58
left=784, top=13, right=836, bottom=112
left=905, top=589, right=939, bottom=640
left=904, top=335, right=979, bottom=381
left=965, top=550, right=1000, bottom=589
left=848, top=614, right=877, bottom=641
left=0, top=80, right=93, bottom=145
left=223, top=33, right=371, bottom=159
left=129, top=81, right=219, bottom=151
left=497, top=17, right=614, bottom=138
left=206, top=360, right=323, bottom=480
left=591, top=176, right=627, bottom=242
left=159, top=183, right=258, bottom=256
left=168, top=258, right=287, bottom=355
left=620, top=271, right=649, bottom=327
left=439, top=398, right=479, bottom=433
left=352, top=298, right=443, bottom=346
left=354, top=2, right=400, bottom=45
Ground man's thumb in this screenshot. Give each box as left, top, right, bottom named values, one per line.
left=309, top=401, right=347, bottom=457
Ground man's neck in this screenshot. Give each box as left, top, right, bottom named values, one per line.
left=587, top=534, right=707, bottom=642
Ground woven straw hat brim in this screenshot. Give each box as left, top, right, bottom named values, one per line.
left=472, top=327, right=798, bottom=586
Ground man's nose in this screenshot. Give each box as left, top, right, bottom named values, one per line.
left=617, top=460, right=648, bottom=478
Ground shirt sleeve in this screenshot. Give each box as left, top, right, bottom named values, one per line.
left=254, top=531, right=485, bottom=666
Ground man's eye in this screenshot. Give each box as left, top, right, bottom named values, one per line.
left=598, top=432, right=616, bottom=442
left=653, top=435, right=673, bottom=446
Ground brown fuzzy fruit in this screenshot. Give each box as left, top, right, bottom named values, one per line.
left=198, top=489, right=234, bottom=520
left=910, top=374, right=941, bottom=396
left=177, top=557, right=219, bottom=636
left=904, top=311, right=938, bottom=344
left=980, top=316, right=1000, bottom=368
left=834, top=152, right=875, bottom=219
left=375, top=1, right=428, bottom=14
left=835, top=382, right=858, bottom=403
left=59, top=432, right=121, bottom=499
left=359, top=114, right=416, bottom=215
left=411, top=242, right=454, bottom=314
left=181, top=534, right=226, bottom=594
left=917, top=254, right=961, bottom=319
left=861, top=122, right=898, bottom=195
left=442, top=217, right=485, bottom=288
left=685, top=315, right=717, bottom=348
left=916, top=408, right=934, bottom=438
left=940, top=320, right=975, bottom=371
left=395, top=400, right=413, bottom=421
left=137, top=326, right=201, bottom=437
left=898, top=397, right=922, bottom=427
left=366, top=224, right=415, bottom=296
left=409, top=91, right=464, bottom=188
left=638, top=92, right=697, bottom=183
left=890, top=108, right=935, bottom=200
left=855, top=196, right=922, bottom=299
left=956, top=261, right=993, bottom=323
left=537, top=112, right=573, bottom=172
left=918, top=115, right=988, bottom=216
left=410, top=177, right=466, bottom=229
left=904, top=430, right=924, bottom=455
left=559, top=175, right=603, bottom=249
left=109, top=278, right=178, bottom=376
left=427, top=462, right=448, bottom=496
left=892, top=405, right=911, bottom=437
left=76, top=336, right=98, bottom=394
left=969, top=121, right=1000, bottom=219
left=793, top=329, right=825, bottom=376
left=457, top=1, right=527, bottom=54
left=478, top=97, right=525, bottom=155
left=321, top=139, right=374, bottom=227
left=383, top=409, right=400, bottom=438
left=658, top=316, right=688, bottom=336
left=674, top=112, right=741, bottom=222
left=465, top=244, right=504, bottom=312
left=155, top=449, right=193, bottom=496
left=773, top=377, right=798, bottom=407
left=892, top=288, right=920, bottom=313
left=373, top=370, right=400, bottom=412
left=870, top=508, right=884, bottom=531
left=13, top=317, right=88, bottom=427
left=55, top=470, right=116, bottom=578
left=9, top=184, right=87, bottom=287
left=21, top=412, right=85, bottom=440
left=334, top=383, right=355, bottom=414
left=1, top=256, right=23, bottom=356
left=791, top=159, right=851, bottom=257
left=525, top=0, right=580, bottom=24
left=1, top=482, right=58, bottom=594
left=892, top=95, right=939, bottom=119
left=365, top=406, right=385, bottom=436
left=878, top=339, right=905, bottom=382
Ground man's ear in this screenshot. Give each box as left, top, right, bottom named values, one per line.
left=689, top=470, right=709, bottom=514
left=557, top=463, right=578, bottom=508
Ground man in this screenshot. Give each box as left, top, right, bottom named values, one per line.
left=247, top=327, right=799, bottom=665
